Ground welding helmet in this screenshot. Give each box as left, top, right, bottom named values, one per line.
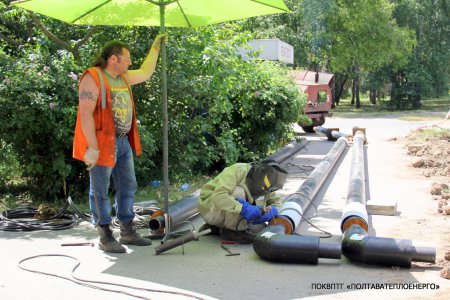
left=246, top=160, right=288, bottom=198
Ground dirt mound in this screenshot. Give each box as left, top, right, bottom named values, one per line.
left=405, top=125, right=450, bottom=278
left=407, top=131, right=450, bottom=178
left=406, top=127, right=449, bottom=209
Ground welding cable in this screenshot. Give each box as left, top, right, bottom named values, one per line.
left=67, top=196, right=92, bottom=222
left=279, top=191, right=332, bottom=238
left=18, top=254, right=207, bottom=300
left=111, top=213, right=150, bottom=229
left=282, top=191, right=320, bottom=218
left=111, top=205, right=160, bottom=229
left=283, top=162, right=315, bottom=178
left=67, top=195, right=159, bottom=229
left=0, top=206, right=79, bottom=232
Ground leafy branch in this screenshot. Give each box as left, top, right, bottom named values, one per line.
left=30, top=13, right=98, bottom=60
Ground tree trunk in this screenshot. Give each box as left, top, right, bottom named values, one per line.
left=353, top=63, right=361, bottom=108
left=333, top=74, right=347, bottom=106
left=370, top=89, right=377, bottom=105
left=355, top=77, right=360, bottom=108
left=351, top=79, right=356, bottom=105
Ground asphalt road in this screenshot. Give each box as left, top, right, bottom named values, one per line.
left=1, top=114, right=449, bottom=300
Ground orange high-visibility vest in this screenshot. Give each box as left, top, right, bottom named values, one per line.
left=72, top=67, right=142, bottom=167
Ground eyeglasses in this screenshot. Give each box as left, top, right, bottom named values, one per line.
left=117, top=55, right=132, bottom=63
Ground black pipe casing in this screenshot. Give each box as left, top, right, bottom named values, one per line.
left=342, top=225, right=435, bottom=268
left=254, top=225, right=319, bottom=264
left=253, top=225, right=341, bottom=264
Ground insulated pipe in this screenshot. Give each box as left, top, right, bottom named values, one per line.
left=254, top=137, right=349, bottom=264
left=331, top=130, right=348, bottom=140
left=265, top=139, right=308, bottom=163
left=340, top=131, right=368, bottom=232
left=340, top=131, right=436, bottom=268
left=149, top=190, right=200, bottom=232
left=313, top=126, right=348, bottom=141
left=253, top=224, right=341, bottom=264
left=271, top=137, right=349, bottom=234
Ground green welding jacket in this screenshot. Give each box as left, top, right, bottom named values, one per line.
left=197, top=163, right=282, bottom=217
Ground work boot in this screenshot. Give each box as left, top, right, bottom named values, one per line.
left=198, top=223, right=221, bottom=235
left=119, top=220, right=152, bottom=246
left=220, top=228, right=255, bottom=244
left=96, top=224, right=126, bottom=253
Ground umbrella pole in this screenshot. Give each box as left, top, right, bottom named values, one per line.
left=159, top=1, right=170, bottom=242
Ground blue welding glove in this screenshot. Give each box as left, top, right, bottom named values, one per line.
left=253, top=206, right=278, bottom=224
left=236, top=198, right=262, bottom=222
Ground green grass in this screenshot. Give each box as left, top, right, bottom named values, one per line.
left=333, top=97, right=450, bottom=120
left=407, top=127, right=450, bottom=143
left=135, top=173, right=214, bottom=207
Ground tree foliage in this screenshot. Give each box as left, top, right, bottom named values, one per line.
left=391, top=0, right=450, bottom=98
left=243, top=0, right=443, bottom=108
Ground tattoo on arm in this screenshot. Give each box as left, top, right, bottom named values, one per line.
left=79, top=89, right=96, bottom=101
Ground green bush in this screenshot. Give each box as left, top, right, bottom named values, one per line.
left=0, top=140, right=20, bottom=191
left=0, top=48, right=83, bottom=201
left=155, top=25, right=306, bottom=171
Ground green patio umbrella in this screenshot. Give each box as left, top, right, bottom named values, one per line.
left=12, top=0, right=290, bottom=239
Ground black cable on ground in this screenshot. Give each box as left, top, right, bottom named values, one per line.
left=282, top=192, right=333, bottom=238
left=0, top=206, right=80, bottom=232
left=67, top=196, right=92, bottom=222
left=0, top=196, right=163, bottom=232
left=18, top=254, right=207, bottom=300
left=283, top=162, right=315, bottom=178
left=68, top=196, right=160, bottom=229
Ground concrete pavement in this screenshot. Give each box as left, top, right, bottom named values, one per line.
left=1, top=115, right=449, bottom=300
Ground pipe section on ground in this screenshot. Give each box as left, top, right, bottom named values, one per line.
left=265, top=139, right=308, bottom=163
left=155, top=228, right=211, bottom=255
left=340, top=131, right=368, bottom=233
left=272, top=137, right=349, bottom=234
left=254, top=224, right=341, bottom=264
left=340, top=131, right=436, bottom=268
left=313, top=126, right=348, bottom=141
left=149, top=190, right=200, bottom=232
left=254, top=137, right=349, bottom=264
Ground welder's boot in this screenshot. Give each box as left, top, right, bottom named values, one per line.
left=96, top=224, right=126, bottom=253
left=119, top=220, right=152, bottom=246
left=220, top=228, right=255, bottom=244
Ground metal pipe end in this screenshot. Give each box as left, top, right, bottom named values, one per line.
left=353, top=128, right=367, bottom=143
left=149, top=215, right=165, bottom=231
left=340, top=215, right=368, bottom=233
left=269, top=216, right=294, bottom=234
left=318, top=242, right=341, bottom=259
left=411, top=246, right=436, bottom=263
